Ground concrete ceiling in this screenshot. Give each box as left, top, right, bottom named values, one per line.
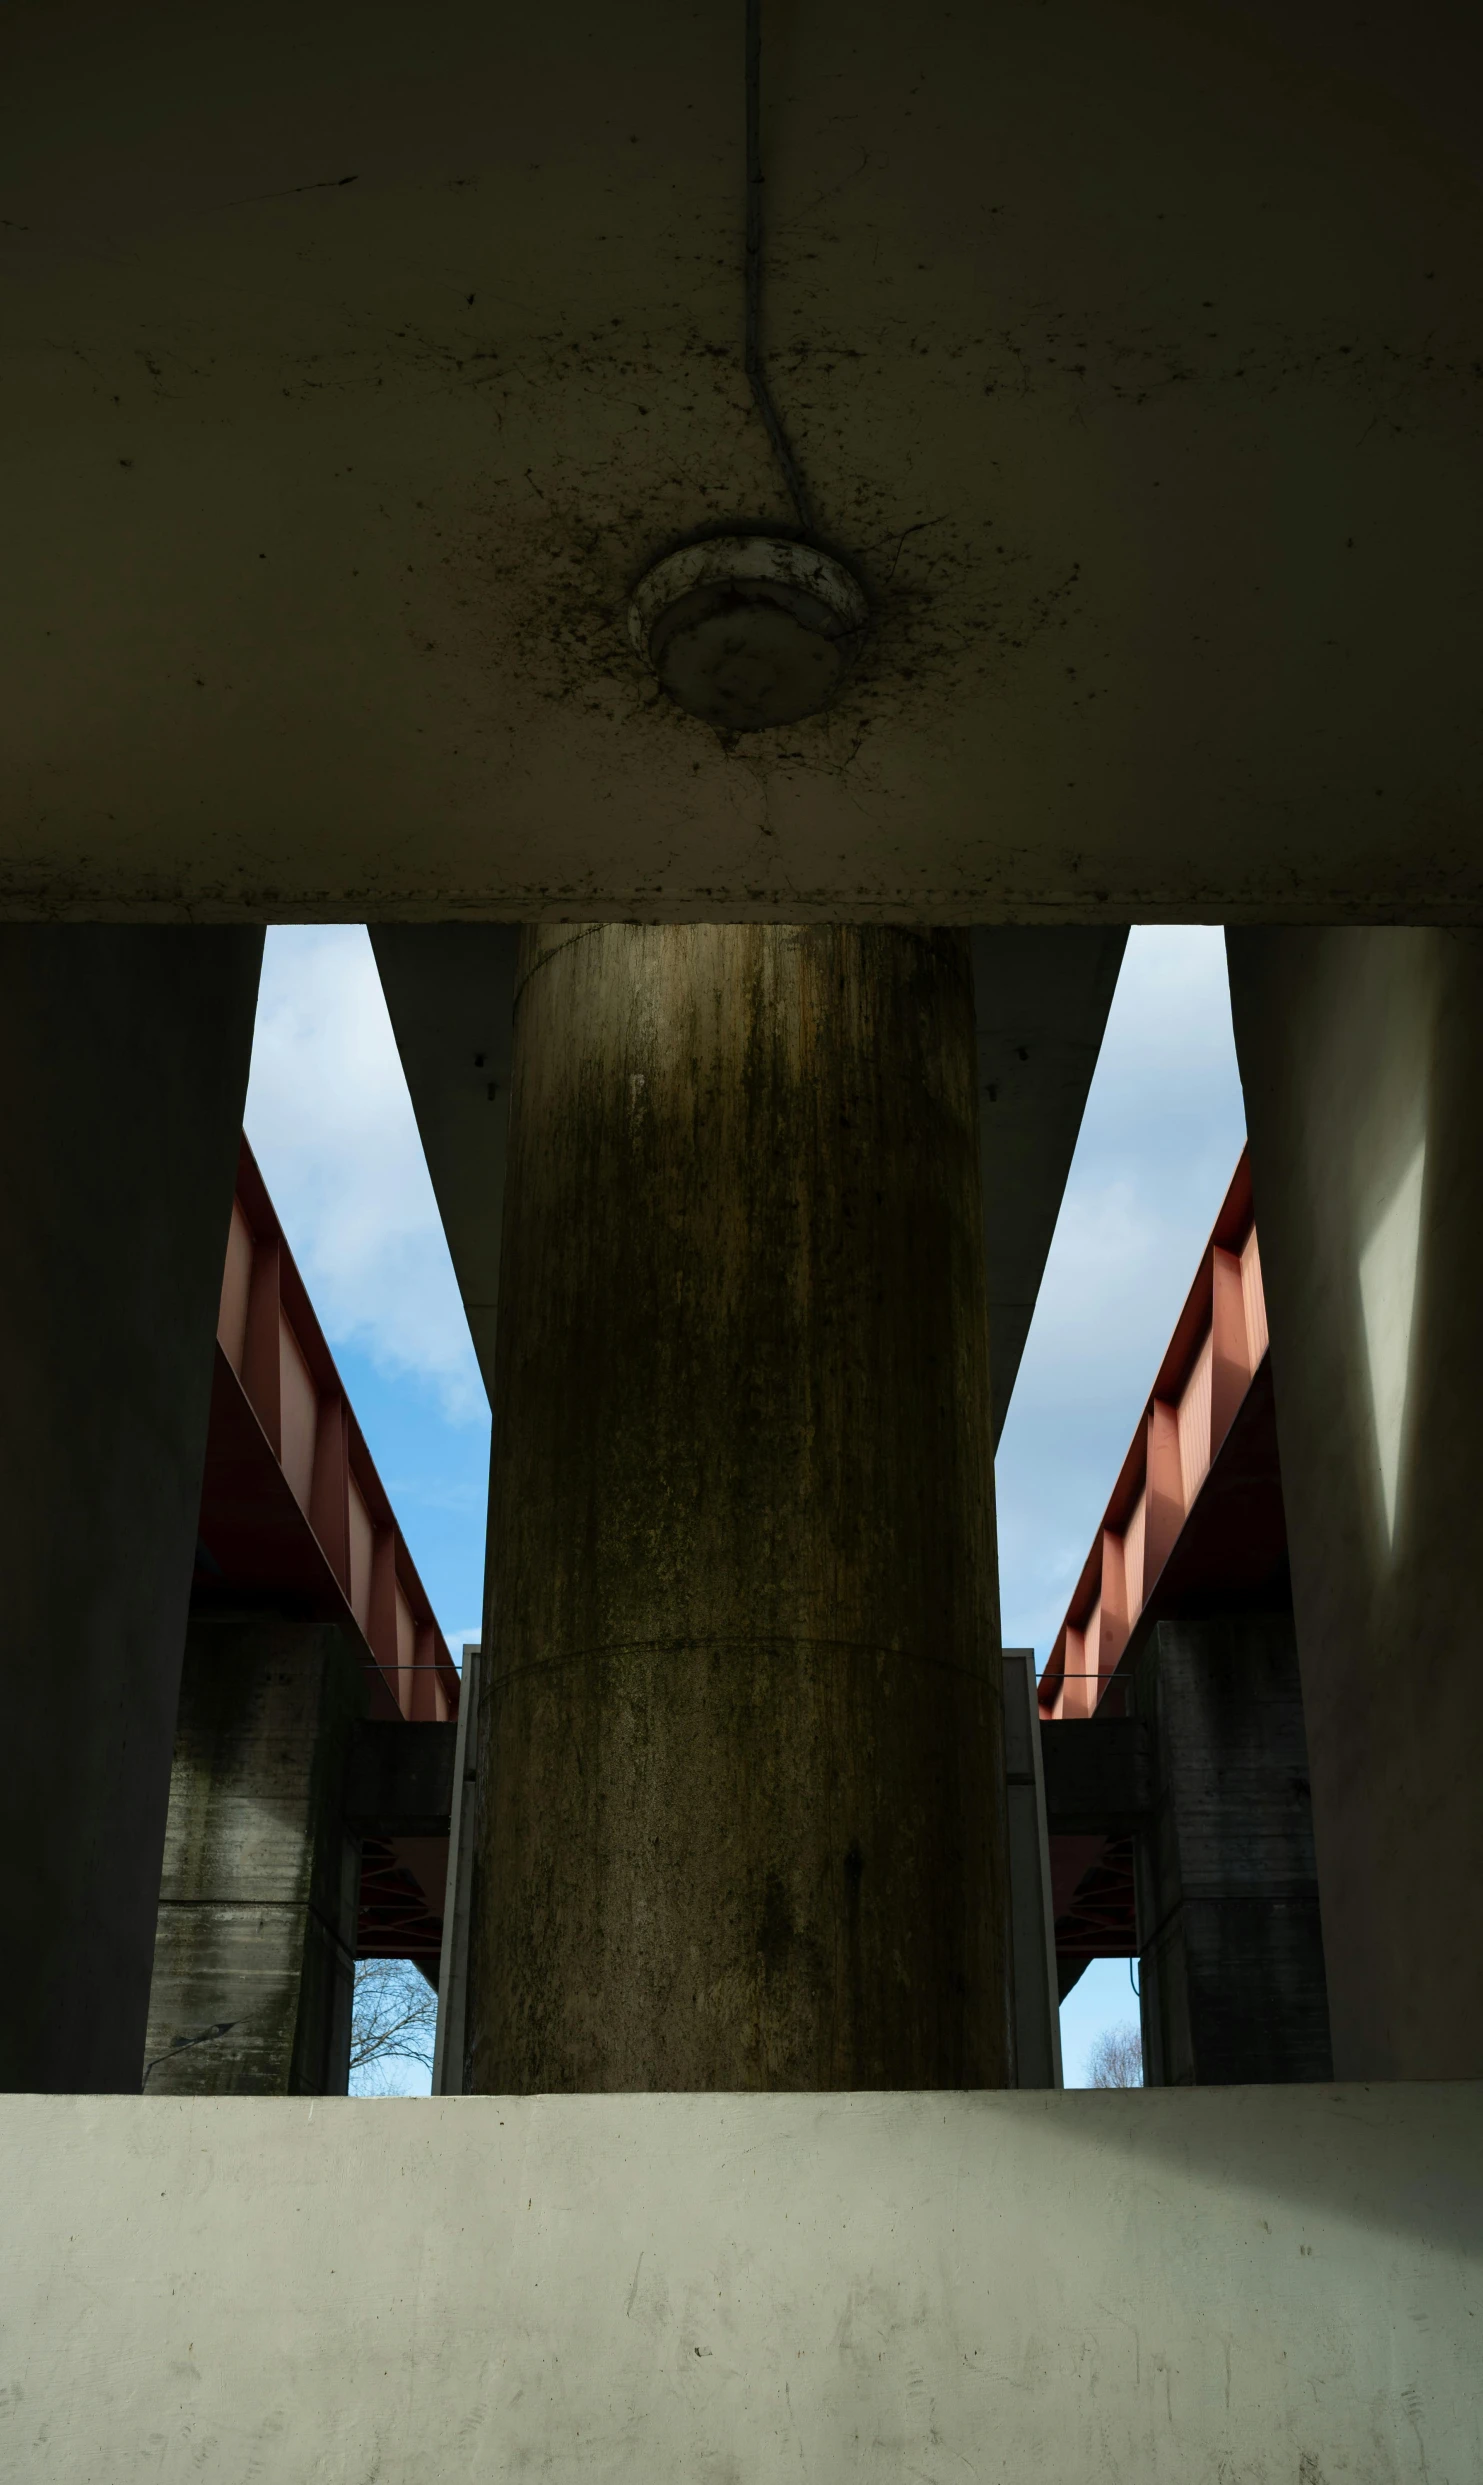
left=4, top=5, right=1481, bottom=920
left=372, top=924, right=1126, bottom=1443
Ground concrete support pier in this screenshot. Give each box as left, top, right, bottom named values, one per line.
left=1135, top=1614, right=1331, bottom=2085
left=145, top=1614, right=365, bottom=2096
left=0, top=928, right=262, bottom=2093
left=1227, top=928, right=1483, bottom=2079
left=471, top=925, right=1009, bottom=2092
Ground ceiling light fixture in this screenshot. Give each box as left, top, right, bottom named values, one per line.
left=630, top=0, right=870, bottom=730
left=629, top=534, right=868, bottom=734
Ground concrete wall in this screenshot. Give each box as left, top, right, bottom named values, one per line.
left=0, top=927, right=263, bottom=2092
left=2, top=2087, right=1477, bottom=2483
left=1136, top=1613, right=1331, bottom=2086
left=1227, top=929, right=1483, bottom=2079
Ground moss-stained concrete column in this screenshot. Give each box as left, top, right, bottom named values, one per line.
left=469, top=925, right=1009, bottom=2092
left=145, top=1613, right=366, bottom=2095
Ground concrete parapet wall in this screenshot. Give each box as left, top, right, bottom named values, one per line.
left=1228, top=929, right=1483, bottom=2081
left=3, top=2087, right=1478, bottom=2482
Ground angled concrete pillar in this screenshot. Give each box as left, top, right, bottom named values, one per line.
left=431, top=1643, right=483, bottom=2096
left=1227, top=928, right=1483, bottom=2079
left=1135, top=1613, right=1331, bottom=2085
left=1003, top=1648, right=1062, bottom=2088
left=470, top=925, right=1010, bottom=2092
left=145, top=1613, right=365, bottom=2095
left=0, top=928, right=262, bottom=2093
left=371, top=925, right=1126, bottom=1457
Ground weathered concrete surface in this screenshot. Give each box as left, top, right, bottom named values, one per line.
left=4, top=8, right=1482, bottom=920
left=343, top=1718, right=458, bottom=1838
left=1136, top=1614, right=1331, bottom=2086
left=970, top=928, right=1125, bottom=1433
left=473, top=926, right=1009, bottom=2089
left=145, top=1613, right=365, bottom=2096
left=432, top=1643, right=483, bottom=2096
left=1, top=2087, right=1478, bottom=2484
left=370, top=926, right=521, bottom=1399
left=1228, top=928, right=1483, bottom=2079
left=1003, top=1648, right=1061, bottom=2087
left=0, top=928, right=262, bottom=2093
left=373, top=923, right=1124, bottom=1447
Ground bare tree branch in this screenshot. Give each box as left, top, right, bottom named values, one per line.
left=351, top=1957, right=438, bottom=2080
left=1088, top=2020, right=1143, bottom=2088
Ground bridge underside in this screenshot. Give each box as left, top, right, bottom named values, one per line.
left=3, top=15, right=1483, bottom=2473
left=4, top=2, right=1481, bottom=921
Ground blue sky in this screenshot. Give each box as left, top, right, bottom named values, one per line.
left=245, top=927, right=491, bottom=1654
left=244, top=923, right=1247, bottom=2089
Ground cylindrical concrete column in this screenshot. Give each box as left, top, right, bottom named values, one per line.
left=0, top=928, right=263, bottom=2092
left=469, top=925, right=1010, bottom=2092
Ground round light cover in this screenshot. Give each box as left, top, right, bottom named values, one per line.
left=629, top=535, right=868, bottom=730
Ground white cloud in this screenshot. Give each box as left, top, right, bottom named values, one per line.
left=245, top=926, right=487, bottom=1423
